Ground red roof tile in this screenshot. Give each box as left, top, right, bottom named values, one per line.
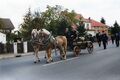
left=85, top=19, right=108, bottom=27
left=75, top=14, right=83, bottom=19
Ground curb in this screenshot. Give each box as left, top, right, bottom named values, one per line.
left=0, top=51, right=46, bottom=60
left=0, top=52, right=33, bottom=60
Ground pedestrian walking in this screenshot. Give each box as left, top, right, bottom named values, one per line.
left=96, top=32, right=102, bottom=47
left=114, top=33, right=119, bottom=47
left=111, top=34, right=115, bottom=44
left=101, top=31, right=108, bottom=49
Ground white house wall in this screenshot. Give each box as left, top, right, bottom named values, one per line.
left=84, top=22, right=96, bottom=36
left=0, top=32, right=6, bottom=44
left=87, top=31, right=95, bottom=36
left=84, top=22, right=91, bottom=29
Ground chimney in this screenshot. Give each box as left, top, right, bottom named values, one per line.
left=88, top=17, right=91, bottom=22
left=88, top=17, right=91, bottom=20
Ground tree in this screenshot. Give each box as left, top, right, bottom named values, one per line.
left=61, top=9, right=78, bottom=26
left=57, top=18, right=70, bottom=35
left=110, top=21, right=120, bottom=35
left=77, top=19, right=86, bottom=36
left=42, top=5, right=73, bottom=36
left=19, top=5, right=84, bottom=39
left=20, top=8, right=33, bottom=41
left=113, top=21, right=120, bottom=33
left=100, top=17, right=106, bottom=24
left=0, top=19, right=4, bottom=29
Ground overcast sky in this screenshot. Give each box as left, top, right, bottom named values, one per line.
left=0, top=0, right=120, bottom=30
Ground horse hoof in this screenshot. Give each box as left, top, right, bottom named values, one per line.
left=60, top=58, right=63, bottom=60
left=44, top=56, right=46, bottom=59
left=51, top=59, right=53, bottom=62
left=46, top=61, right=50, bottom=64
left=63, top=58, right=66, bottom=60
left=34, top=61, right=37, bottom=63
left=38, top=60, right=40, bottom=62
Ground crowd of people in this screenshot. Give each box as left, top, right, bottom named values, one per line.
left=94, top=31, right=120, bottom=49
left=64, top=27, right=120, bottom=50
left=96, top=31, right=108, bottom=49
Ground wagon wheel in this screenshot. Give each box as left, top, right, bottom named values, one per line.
left=87, top=42, right=94, bottom=54
left=87, top=47, right=93, bottom=54
left=73, top=46, right=81, bottom=56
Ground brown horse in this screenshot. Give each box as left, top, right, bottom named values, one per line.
left=31, top=29, right=67, bottom=63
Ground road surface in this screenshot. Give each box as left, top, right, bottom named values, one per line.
left=0, top=42, right=120, bottom=80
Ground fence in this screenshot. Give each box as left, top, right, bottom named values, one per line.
left=0, top=41, right=34, bottom=54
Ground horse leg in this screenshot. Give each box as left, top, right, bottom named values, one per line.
left=62, top=37, right=67, bottom=60
left=34, top=47, right=40, bottom=63
left=46, top=48, right=53, bottom=63
left=63, top=49, right=66, bottom=60
left=44, top=53, right=47, bottom=59
left=62, top=47, right=66, bottom=60
left=59, top=46, right=65, bottom=60
left=63, top=45, right=67, bottom=60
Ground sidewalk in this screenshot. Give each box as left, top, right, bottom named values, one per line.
left=0, top=43, right=99, bottom=60
left=0, top=52, right=33, bottom=60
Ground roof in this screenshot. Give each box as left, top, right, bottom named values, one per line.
left=85, top=19, right=109, bottom=27
left=0, top=18, right=15, bottom=30
left=71, top=14, right=84, bottom=29
left=71, top=14, right=109, bottom=30
left=75, top=14, right=84, bottom=20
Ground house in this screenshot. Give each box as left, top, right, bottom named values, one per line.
left=0, top=18, right=15, bottom=43
left=73, top=14, right=109, bottom=36
left=84, top=18, right=109, bottom=36
left=0, top=18, right=15, bottom=33
left=0, top=32, right=6, bottom=43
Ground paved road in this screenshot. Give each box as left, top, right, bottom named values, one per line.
left=0, top=42, right=120, bottom=80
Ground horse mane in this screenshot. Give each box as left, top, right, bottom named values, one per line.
left=38, top=28, right=50, bottom=35
left=31, top=29, right=39, bottom=39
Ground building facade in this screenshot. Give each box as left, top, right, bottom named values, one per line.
left=74, top=14, right=109, bottom=36
left=84, top=18, right=109, bottom=36
left=0, top=32, right=6, bottom=43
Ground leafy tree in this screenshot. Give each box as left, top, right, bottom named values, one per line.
left=20, top=8, right=33, bottom=41
left=57, top=18, right=70, bottom=35
left=110, top=21, right=120, bottom=35
left=77, top=22, right=86, bottom=36
left=0, top=19, right=4, bottom=29
left=19, top=5, right=84, bottom=39
left=61, top=9, right=78, bottom=26
left=77, top=19, right=86, bottom=36
left=113, top=21, right=120, bottom=33
left=44, top=5, right=75, bottom=35
left=6, top=32, right=17, bottom=43
left=100, top=17, right=106, bottom=24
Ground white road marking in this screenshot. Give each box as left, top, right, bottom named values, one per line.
left=41, top=57, right=80, bottom=67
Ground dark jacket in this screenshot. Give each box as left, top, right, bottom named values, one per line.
left=70, top=30, right=77, bottom=41
left=115, top=33, right=120, bottom=41
left=101, top=33, right=108, bottom=42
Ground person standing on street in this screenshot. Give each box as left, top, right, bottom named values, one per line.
left=111, top=34, right=115, bottom=44
left=114, top=33, right=120, bottom=47
left=96, top=32, right=102, bottom=47
left=101, top=31, right=108, bottom=49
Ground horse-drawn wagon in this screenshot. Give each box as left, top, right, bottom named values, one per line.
left=73, top=37, right=94, bottom=56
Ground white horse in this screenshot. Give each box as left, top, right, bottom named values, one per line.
left=31, top=28, right=67, bottom=63
left=31, top=29, right=41, bottom=63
